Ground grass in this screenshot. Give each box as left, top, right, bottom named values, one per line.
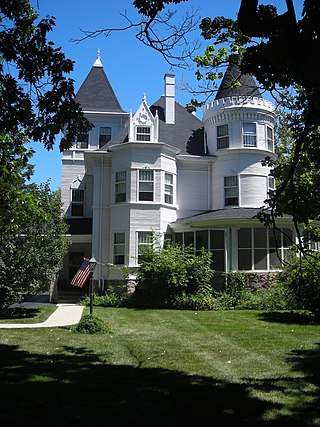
left=0, top=306, right=319, bottom=426
left=0, top=305, right=56, bottom=323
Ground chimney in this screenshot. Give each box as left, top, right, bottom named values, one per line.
left=164, top=73, right=175, bottom=124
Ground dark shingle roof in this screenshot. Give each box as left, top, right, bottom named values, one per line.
left=173, top=208, right=292, bottom=225
left=215, top=55, right=261, bottom=100
left=101, top=96, right=205, bottom=156
left=150, top=97, right=204, bottom=155
left=76, top=64, right=124, bottom=113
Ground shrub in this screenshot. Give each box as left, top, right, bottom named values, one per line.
left=225, top=271, right=247, bottom=304
left=236, top=285, right=291, bottom=310
left=75, top=314, right=113, bottom=334
left=280, top=251, right=320, bottom=316
left=134, top=238, right=214, bottom=307
left=212, top=291, right=238, bottom=310
left=172, top=287, right=216, bottom=310
left=81, top=292, right=130, bottom=308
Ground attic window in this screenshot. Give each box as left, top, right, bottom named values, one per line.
left=99, top=127, right=111, bottom=148
left=136, top=126, right=151, bottom=141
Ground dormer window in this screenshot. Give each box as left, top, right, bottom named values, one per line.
left=136, top=126, right=151, bottom=141
left=76, top=133, right=89, bottom=149
left=129, top=95, right=159, bottom=143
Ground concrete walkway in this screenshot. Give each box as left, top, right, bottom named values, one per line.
left=0, top=304, right=84, bottom=329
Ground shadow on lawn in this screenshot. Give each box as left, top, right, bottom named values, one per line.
left=258, top=311, right=320, bottom=325
left=0, top=342, right=319, bottom=426
left=0, top=307, right=41, bottom=320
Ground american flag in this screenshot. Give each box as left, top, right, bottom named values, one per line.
left=70, top=259, right=91, bottom=287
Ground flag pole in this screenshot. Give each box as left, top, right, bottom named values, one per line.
left=88, top=256, right=97, bottom=315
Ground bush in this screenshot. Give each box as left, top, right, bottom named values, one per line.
left=75, top=314, right=113, bottom=334
left=280, top=251, right=320, bottom=316
left=236, top=285, right=291, bottom=310
left=172, top=287, right=217, bottom=310
left=134, top=238, right=214, bottom=307
left=81, top=292, right=130, bottom=308
left=225, top=272, right=247, bottom=305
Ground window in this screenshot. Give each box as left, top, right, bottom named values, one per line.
left=139, top=170, right=154, bottom=201
left=115, top=171, right=126, bottom=203
left=173, top=230, right=225, bottom=271
left=210, top=230, right=225, bottom=271
left=71, top=189, right=84, bottom=216
left=268, top=176, right=276, bottom=197
left=99, top=127, right=112, bottom=148
left=243, top=123, right=257, bottom=147
left=217, top=124, right=229, bottom=149
left=224, top=176, right=238, bottom=206
left=136, top=126, right=151, bottom=141
left=165, top=173, right=173, bottom=204
left=267, top=126, right=274, bottom=151
left=76, top=133, right=89, bottom=149
left=113, top=233, right=125, bottom=265
left=138, top=231, right=153, bottom=263
left=238, top=228, right=293, bottom=271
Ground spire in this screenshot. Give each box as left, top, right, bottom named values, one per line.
left=76, top=52, right=125, bottom=113
left=215, top=54, right=261, bottom=100
left=93, top=48, right=103, bottom=67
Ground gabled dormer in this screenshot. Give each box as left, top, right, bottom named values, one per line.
left=128, top=94, right=159, bottom=143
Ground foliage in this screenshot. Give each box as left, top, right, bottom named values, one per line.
left=0, top=0, right=91, bottom=151
left=75, top=314, right=112, bottom=334
left=134, top=238, right=214, bottom=307
left=225, top=271, right=247, bottom=305
left=236, top=285, right=292, bottom=311
left=0, top=136, right=69, bottom=309
left=279, top=251, right=320, bottom=317
left=81, top=292, right=130, bottom=308
left=172, top=286, right=217, bottom=310
left=0, top=0, right=91, bottom=308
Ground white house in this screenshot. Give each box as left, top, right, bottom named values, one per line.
left=57, top=53, right=295, bottom=296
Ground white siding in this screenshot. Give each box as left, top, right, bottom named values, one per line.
left=240, top=174, right=267, bottom=207
left=177, top=170, right=208, bottom=218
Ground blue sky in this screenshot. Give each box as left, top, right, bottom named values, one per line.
left=28, top=0, right=303, bottom=190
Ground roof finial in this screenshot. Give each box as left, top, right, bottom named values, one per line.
left=143, top=92, right=147, bottom=101
left=93, top=48, right=103, bottom=67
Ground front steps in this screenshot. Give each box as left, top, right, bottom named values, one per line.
left=57, top=288, right=88, bottom=304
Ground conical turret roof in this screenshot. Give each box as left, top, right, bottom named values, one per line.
left=76, top=52, right=125, bottom=113
left=215, top=55, right=261, bottom=100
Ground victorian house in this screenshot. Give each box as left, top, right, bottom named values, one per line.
left=57, top=53, right=294, bottom=295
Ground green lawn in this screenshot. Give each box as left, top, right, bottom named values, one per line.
left=0, top=307, right=319, bottom=426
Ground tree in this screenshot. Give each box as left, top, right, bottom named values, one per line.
left=0, top=0, right=91, bottom=151
left=0, top=134, right=69, bottom=309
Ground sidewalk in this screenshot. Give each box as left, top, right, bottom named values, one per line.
left=0, top=293, right=84, bottom=328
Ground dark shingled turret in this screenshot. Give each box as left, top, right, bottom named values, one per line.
left=215, top=55, right=261, bottom=100
left=76, top=54, right=125, bottom=113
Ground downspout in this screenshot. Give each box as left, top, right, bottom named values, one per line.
left=98, top=155, right=104, bottom=291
